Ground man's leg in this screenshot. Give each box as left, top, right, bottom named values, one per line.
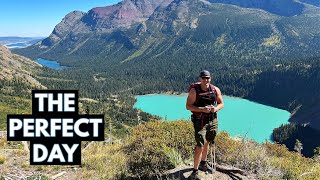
left=198, top=142, right=212, bottom=173
left=189, top=146, right=202, bottom=180
left=190, top=115, right=207, bottom=179
left=194, top=146, right=203, bottom=170
left=199, top=118, right=218, bottom=172
left=199, top=118, right=216, bottom=173
left=192, top=115, right=205, bottom=170
left=201, top=142, right=209, bottom=161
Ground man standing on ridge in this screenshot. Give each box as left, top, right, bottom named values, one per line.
left=186, top=70, right=224, bottom=180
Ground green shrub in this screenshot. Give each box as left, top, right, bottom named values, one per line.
left=264, top=142, right=320, bottom=179
left=26, top=174, right=50, bottom=180
left=125, top=120, right=194, bottom=178
left=0, top=156, right=5, bottom=164
left=215, top=131, right=242, bottom=163
left=215, top=132, right=281, bottom=178
left=0, top=138, right=6, bottom=148
left=163, top=146, right=183, bottom=167
left=80, top=143, right=127, bottom=180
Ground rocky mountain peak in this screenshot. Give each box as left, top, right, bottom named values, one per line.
left=38, top=0, right=174, bottom=47
left=39, top=11, right=86, bottom=47
left=53, top=11, right=85, bottom=36
left=85, top=0, right=174, bottom=28
left=90, top=5, right=120, bottom=19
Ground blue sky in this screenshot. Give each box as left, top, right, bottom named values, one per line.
left=0, top=0, right=122, bottom=37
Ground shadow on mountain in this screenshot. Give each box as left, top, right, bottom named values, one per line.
left=273, top=123, right=320, bottom=157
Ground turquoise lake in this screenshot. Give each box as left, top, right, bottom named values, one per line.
left=34, top=58, right=66, bottom=70
left=134, top=94, right=290, bottom=143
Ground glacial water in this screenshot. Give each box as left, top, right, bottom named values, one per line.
left=134, top=94, right=290, bottom=143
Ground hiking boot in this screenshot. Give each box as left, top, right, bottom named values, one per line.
left=198, top=161, right=213, bottom=172
left=188, top=170, right=201, bottom=180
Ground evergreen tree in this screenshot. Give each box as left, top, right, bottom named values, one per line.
left=314, top=146, right=320, bottom=158
left=294, top=139, right=303, bottom=154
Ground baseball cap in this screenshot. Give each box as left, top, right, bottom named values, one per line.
left=199, top=70, right=210, bottom=77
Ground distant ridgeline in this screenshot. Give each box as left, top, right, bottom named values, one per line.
left=0, top=37, right=43, bottom=45
left=13, top=0, right=320, bottom=154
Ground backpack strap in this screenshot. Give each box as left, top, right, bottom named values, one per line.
left=189, top=82, right=201, bottom=105
left=209, top=84, right=218, bottom=118
left=209, top=84, right=217, bottom=97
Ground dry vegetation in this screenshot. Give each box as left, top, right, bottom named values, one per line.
left=1, top=120, right=319, bottom=179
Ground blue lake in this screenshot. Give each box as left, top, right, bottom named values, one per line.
left=134, top=94, right=290, bottom=143
left=7, top=42, right=28, bottom=47
left=34, top=58, right=66, bottom=70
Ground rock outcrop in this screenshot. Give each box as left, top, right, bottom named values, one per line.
left=0, top=45, right=42, bottom=87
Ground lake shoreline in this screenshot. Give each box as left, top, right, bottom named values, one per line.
left=33, top=58, right=68, bottom=70
left=135, top=92, right=289, bottom=112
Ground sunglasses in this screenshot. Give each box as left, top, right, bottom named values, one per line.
left=201, top=77, right=211, bottom=79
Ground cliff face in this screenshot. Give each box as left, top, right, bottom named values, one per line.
left=37, top=0, right=174, bottom=48
left=87, top=0, right=173, bottom=26
left=0, top=45, right=42, bottom=87
left=40, top=11, right=86, bottom=47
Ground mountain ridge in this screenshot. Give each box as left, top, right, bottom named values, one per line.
left=13, top=0, right=320, bottom=131
left=0, top=45, right=42, bottom=87
left=17, top=0, right=320, bottom=61
left=37, top=0, right=174, bottom=49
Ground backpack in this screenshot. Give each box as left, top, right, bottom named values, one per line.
left=188, top=82, right=217, bottom=105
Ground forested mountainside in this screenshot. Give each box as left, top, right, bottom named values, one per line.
left=0, top=45, right=44, bottom=129
left=0, top=46, right=155, bottom=132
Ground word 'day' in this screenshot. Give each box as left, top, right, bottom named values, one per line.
left=7, top=90, right=104, bottom=165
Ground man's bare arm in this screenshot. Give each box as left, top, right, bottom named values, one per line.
left=212, top=86, right=224, bottom=113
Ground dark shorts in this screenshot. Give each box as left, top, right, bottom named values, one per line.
left=192, top=114, right=218, bottom=147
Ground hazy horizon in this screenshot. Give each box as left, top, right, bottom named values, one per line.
left=0, top=0, right=122, bottom=37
